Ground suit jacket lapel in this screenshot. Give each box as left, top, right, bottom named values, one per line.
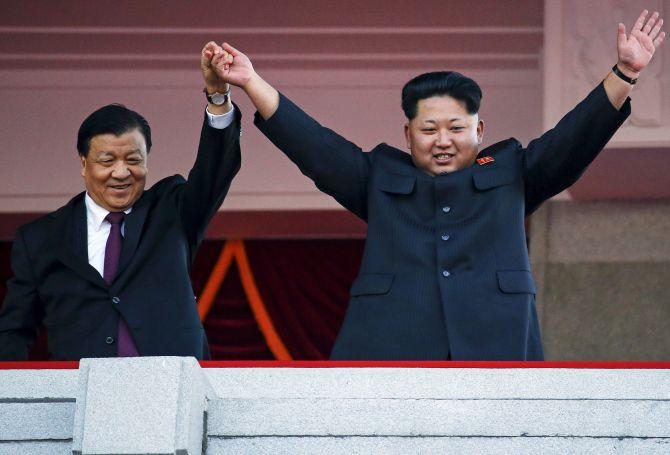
left=117, top=193, right=149, bottom=281
left=56, top=193, right=108, bottom=289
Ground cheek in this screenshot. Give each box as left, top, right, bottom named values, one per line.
left=414, top=137, right=433, bottom=154
left=131, top=167, right=148, bottom=182
left=87, top=169, right=109, bottom=186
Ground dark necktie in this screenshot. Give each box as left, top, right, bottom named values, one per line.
left=103, top=212, right=139, bottom=357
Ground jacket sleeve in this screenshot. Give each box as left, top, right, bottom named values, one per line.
left=0, top=228, right=43, bottom=360
left=523, top=82, right=631, bottom=214
left=177, top=106, right=242, bottom=258
left=254, top=93, right=371, bottom=221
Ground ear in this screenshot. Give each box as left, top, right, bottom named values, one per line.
left=404, top=123, right=411, bottom=149
left=476, top=119, right=485, bottom=145
left=80, top=156, right=86, bottom=178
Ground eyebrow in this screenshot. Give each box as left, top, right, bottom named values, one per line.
left=424, top=118, right=464, bottom=124
left=96, top=149, right=143, bottom=157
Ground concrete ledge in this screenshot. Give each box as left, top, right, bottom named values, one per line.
left=204, top=368, right=670, bottom=399
left=208, top=398, right=670, bottom=437
left=1, top=362, right=669, bottom=454
left=0, top=441, right=72, bottom=455
left=0, top=402, right=74, bottom=440
left=207, top=436, right=670, bottom=454
left=72, top=357, right=213, bottom=455
left=0, top=370, right=78, bottom=400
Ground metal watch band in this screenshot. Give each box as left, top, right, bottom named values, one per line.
left=203, top=87, right=231, bottom=105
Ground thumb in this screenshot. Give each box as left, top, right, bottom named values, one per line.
left=222, top=42, right=242, bottom=57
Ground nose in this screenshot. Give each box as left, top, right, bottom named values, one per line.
left=110, top=162, right=131, bottom=179
left=435, top=130, right=452, bottom=148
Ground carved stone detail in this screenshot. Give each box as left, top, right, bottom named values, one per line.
left=544, top=0, right=668, bottom=147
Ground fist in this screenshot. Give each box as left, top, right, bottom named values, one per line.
left=210, top=43, right=256, bottom=89
left=201, top=41, right=230, bottom=93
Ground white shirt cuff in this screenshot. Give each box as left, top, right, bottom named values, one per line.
left=206, top=105, right=235, bottom=129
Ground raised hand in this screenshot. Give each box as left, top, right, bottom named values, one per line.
left=211, top=43, right=256, bottom=89
left=617, top=10, right=665, bottom=75
left=201, top=41, right=230, bottom=94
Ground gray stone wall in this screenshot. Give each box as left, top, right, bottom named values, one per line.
left=2, top=360, right=670, bottom=454
left=530, top=200, right=670, bottom=360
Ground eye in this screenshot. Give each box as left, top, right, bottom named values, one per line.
left=98, top=159, right=114, bottom=165
left=421, top=128, right=436, bottom=133
left=127, top=158, right=143, bottom=165
left=451, top=126, right=464, bottom=132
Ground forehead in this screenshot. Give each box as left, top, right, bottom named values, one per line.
left=414, top=96, right=471, bottom=120
left=89, top=128, right=147, bottom=155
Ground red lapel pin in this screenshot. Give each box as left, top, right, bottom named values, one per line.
left=476, top=156, right=495, bottom=165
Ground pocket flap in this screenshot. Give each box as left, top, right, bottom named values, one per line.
left=497, top=270, right=536, bottom=294
left=350, top=273, right=395, bottom=297
left=473, top=166, right=515, bottom=190
left=376, top=170, right=416, bottom=195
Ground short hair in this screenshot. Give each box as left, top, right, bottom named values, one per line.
left=77, top=104, right=152, bottom=157
left=401, top=71, right=483, bottom=120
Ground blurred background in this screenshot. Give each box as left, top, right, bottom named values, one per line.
left=0, top=0, right=668, bottom=360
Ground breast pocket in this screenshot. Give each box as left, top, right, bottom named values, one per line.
left=472, top=166, right=515, bottom=191
left=374, top=169, right=436, bottom=228
left=376, top=170, right=416, bottom=195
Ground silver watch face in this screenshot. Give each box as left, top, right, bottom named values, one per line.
left=210, top=92, right=227, bottom=105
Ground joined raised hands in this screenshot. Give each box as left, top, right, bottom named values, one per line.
left=210, top=43, right=256, bottom=89
left=617, top=10, right=665, bottom=75
left=201, top=41, right=230, bottom=94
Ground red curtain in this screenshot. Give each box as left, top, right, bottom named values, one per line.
left=244, top=239, right=363, bottom=359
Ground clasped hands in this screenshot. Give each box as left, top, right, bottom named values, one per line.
left=201, top=41, right=255, bottom=92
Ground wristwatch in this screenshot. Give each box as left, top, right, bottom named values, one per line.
left=204, top=87, right=231, bottom=105
left=612, top=65, right=638, bottom=85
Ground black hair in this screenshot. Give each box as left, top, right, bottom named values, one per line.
left=401, top=71, right=482, bottom=120
left=77, top=104, right=152, bottom=157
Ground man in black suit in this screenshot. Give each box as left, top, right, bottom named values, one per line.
left=209, top=11, right=664, bottom=360
left=0, top=42, right=241, bottom=360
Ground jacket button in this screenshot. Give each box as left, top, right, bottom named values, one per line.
left=112, top=296, right=120, bottom=304
left=442, top=270, right=451, bottom=277
left=106, top=336, right=115, bottom=345
left=442, top=206, right=451, bottom=213
left=441, top=234, right=450, bottom=241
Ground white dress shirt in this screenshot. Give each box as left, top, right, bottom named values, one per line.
left=85, top=106, right=235, bottom=276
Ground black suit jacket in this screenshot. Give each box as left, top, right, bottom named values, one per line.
left=0, top=109, right=241, bottom=360
left=255, top=84, right=630, bottom=360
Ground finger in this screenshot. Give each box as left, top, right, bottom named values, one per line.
left=643, top=11, right=659, bottom=34
left=222, top=42, right=242, bottom=57
left=617, top=23, right=627, bottom=48
left=201, top=41, right=219, bottom=63
left=632, top=9, right=648, bottom=32
left=653, top=31, right=666, bottom=48
left=211, top=53, right=225, bottom=68
left=202, top=41, right=217, bottom=54
left=650, top=18, right=663, bottom=39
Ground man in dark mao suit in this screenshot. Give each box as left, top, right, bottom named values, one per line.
left=217, top=11, right=662, bottom=360
left=0, top=42, right=241, bottom=360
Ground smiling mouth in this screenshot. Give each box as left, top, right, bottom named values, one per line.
left=109, top=184, right=131, bottom=191
left=433, top=153, right=455, bottom=164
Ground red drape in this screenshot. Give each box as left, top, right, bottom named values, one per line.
left=244, top=239, right=363, bottom=359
